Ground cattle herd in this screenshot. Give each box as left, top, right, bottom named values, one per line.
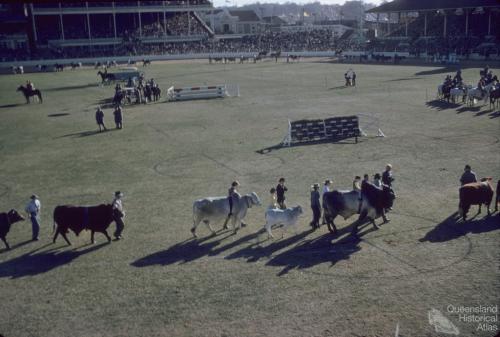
left=3, top=61, right=500, bottom=254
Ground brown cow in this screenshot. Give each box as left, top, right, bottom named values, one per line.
left=458, top=178, right=494, bottom=221
left=0, top=209, right=25, bottom=250
left=53, top=204, right=115, bottom=245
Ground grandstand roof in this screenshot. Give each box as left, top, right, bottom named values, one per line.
left=228, top=10, right=260, bottom=22
left=367, top=0, right=500, bottom=13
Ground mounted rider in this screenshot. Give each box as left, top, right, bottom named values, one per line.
left=26, top=80, right=35, bottom=92
left=453, top=70, right=462, bottom=85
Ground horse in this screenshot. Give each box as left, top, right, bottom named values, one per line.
left=450, top=87, right=467, bottom=104
left=239, top=56, right=248, bottom=64
left=17, top=85, right=43, bottom=104
left=489, top=87, right=500, bottom=109
left=54, top=63, right=64, bottom=72
left=289, top=55, right=300, bottom=62
left=97, top=71, right=115, bottom=84
left=253, top=55, right=262, bottom=63
left=225, top=57, right=236, bottom=63
left=142, top=59, right=151, bottom=67
left=467, top=83, right=494, bottom=106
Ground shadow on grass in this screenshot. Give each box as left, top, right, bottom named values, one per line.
left=256, top=138, right=358, bottom=154
left=489, top=110, right=500, bottom=118
left=415, top=67, right=459, bottom=76
left=385, top=77, right=423, bottom=82
left=48, top=113, right=70, bottom=117
left=425, top=99, right=459, bottom=111
left=56, top=128, right=118, bottom=138
left=419, top=211, right=500, bottom=243
left=456, top=106, right=482, bottom=114
left=46, top=83, right=97, bottom=91
left=0, top=242, right=108, bottom=278
left=131, top=229, right=245, bottom=267
left=0, top=103, right=24, bottom=109
left=328, top=85, right=349, bottom=90
left=267, top=233, right=362, bottom=276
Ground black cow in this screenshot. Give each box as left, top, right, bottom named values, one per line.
left=53, top=204, right=115, bottom=245
left=323, top=183, right=395, bottom=235
left=0, top=209, right=25, bottom=250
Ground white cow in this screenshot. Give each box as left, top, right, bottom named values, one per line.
left=191, top=192, right=261, bottom=237
left=264, top=206, right=303, bottom=239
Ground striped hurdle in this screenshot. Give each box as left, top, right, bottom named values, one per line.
left=167, top=84, right=228, bottom=101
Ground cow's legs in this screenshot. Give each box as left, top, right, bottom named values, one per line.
left=203, top=220, right=216, bottom=236
left=265, top=222, right=274, bottom=239
left=325, top=213, right=337, bottom=234
left=102, top=230, right=112, bottom=242
left=91, top=230, right=95, bottom=244
left=59, top=231, right=72, bottom=246
left=1, top=236, right=10, bottom=250
left=53, top=228, right=59, bottom=243
left=485, top=202, right=491, bottom=216
left=477, top=204, right=482, bottom=214
left=191, top=217, right=202, bottom=238
left=231, top=216, right=240, bottom=234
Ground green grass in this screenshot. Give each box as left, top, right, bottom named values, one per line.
left=0, top=60, right=499, bottom=337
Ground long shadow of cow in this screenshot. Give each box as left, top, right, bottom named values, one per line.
left=266, top=233, right=362, bottom=276
left=419, top=212, right=500, bottom=243
left=132, top=228, right=315, bottom=268
left=131, top=230, right=245, bottom=267
left=0, top=242, right=107, bottom=278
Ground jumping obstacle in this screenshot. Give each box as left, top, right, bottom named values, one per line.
left=166, top=84, right=239, bottom=101
left=283, top=115, right=362, bottom=146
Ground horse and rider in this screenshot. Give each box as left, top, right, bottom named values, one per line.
left=17, top=80, right=43, bottom=104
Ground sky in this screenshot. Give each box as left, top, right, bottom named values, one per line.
left=212, top=0, right=384, bottom=8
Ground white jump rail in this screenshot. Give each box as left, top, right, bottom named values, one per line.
left=166, top=84, right=232, bottom=101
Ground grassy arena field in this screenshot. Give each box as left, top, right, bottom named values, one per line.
left=0, top=59, right=499, bottom=337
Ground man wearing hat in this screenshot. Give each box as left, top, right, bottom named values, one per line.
left=112, top=191, right=125, bottom=240
left=25, top=194, right=41, bottom=241
left=310, top=183, right=321, bottom=229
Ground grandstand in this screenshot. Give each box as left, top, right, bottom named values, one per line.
left=365, top=0, right=500, bottom=57
left=1, top=1, right=214, bottom=61
left=0, top=0, right=499, bottom=62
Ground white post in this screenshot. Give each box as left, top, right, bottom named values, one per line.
left=113, top=2, right=117, bottom=39
left=465, top=10, right=468, bottom=36
left=443, top=13, right=447, bottom=38
left=405, top=13, right=408, bottom=37
left=86, top=2, right=91, bottom=40
left=59, top=5, right=65, bottom=40
left=488, top=10, right=491, bottom=35
left=424, top=12, right=427, bottom=37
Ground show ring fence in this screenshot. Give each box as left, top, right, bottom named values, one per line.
left=283, top=115, right=367, bottom=146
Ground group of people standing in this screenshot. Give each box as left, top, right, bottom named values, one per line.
left=310, top=164, right=394, bottom=228
left=20, top=192, right=127, bottom=243
left=95, top=105, right=123, bottom=132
